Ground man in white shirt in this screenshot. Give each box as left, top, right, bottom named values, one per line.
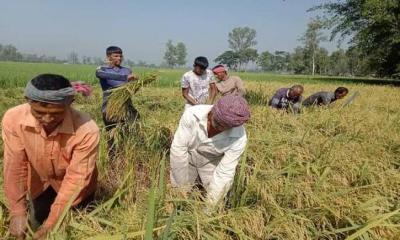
left=170, top=95, right=251, bottom=205
left=181, top=56, right=217, bottom=110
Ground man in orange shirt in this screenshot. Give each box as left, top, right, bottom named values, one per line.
left=2, top=74, right=99, bottom=239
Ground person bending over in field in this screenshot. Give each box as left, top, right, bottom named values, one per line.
left=2, top=74, right=99, bottom=240
left=95, top=46, right=139, bottom=159
left=181, top=56, right=217, bottom=110
left=302, top=87, right=349, bottom=107
left=268, top=85, right=304, bottom=114
left=170, top=95, right=250, bottom=207
left=211, top=65, right=246, bottom=100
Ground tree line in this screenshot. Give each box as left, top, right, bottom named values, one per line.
left=214, top=23, right=371, bottom=77
left=214, top=1, right=400, bottom=78
left=0, top=44, right=157, bottom=67
left=2, top=0, right=399, bottom=78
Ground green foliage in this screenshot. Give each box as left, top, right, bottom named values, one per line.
left=271, top=51, right=291, bottom=72
left=215, top=27, right=258, bottom=71
left=163, top=40, right=187, bottom=68
left=312, top=0, right=400, bottom=78
left=214, top=50, right=240, bottom=70
left=228, top=27, right=257, bottom=52
left=300, top=18, right=327, bottom=76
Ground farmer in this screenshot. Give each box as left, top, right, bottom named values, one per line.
left=211, top=65, right=246, bottom=98
left=95, top=46, right=138, bottom=159
left=2, top=74, right=99, bottom=239
left=269, top=85, right=304, bottom=113
left=170, top=95, right=250, bottom=206
left=181, top=56, right=217, bottom=110
left=302, top=87, right=349, bottom=107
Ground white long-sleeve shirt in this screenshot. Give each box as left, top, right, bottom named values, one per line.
left=170, top=105, right=247, bottom=203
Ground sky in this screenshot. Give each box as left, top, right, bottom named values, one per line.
left=0, top=0, right=340, bottom=65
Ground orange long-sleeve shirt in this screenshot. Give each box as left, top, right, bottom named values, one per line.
left=2, top=103, right=99, bottom=228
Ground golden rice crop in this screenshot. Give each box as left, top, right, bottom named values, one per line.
left=0, top=63, right=400, bottom=239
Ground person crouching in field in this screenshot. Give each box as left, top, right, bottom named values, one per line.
left=302, top=87, right=349, bottom=107
left=181, top=56, right=217, bottom=110
left=2, top=74, right=99, bottom=239
left=269, top=85, right=304, bottom=114
left=211, top=65, right=246, bottom=99
left=95, top=46, right=139, bottom=159
left=170, top=95, right=250, bottom=207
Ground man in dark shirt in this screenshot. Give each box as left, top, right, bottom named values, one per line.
left=269, top=85, right=304, bottom=113
left=303, top=87, right=349, bottom=107
left=95, top=46, right=139, bottom=158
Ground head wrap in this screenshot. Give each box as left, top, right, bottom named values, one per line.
left=212, top=95, right=250, bottom=128
left=71, top=81, right=92, bottom=96
left=212, top=66, right=227, bottom=74
left=24, top=80, right=76, bottom=104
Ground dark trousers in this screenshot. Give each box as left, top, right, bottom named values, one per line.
left=102, top=103, right=140, bottom=160
left=32, top=187, right=94, bottom=225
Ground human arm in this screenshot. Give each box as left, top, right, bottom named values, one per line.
left=182, top=88, right=198, bottom=105
left=170, top=113, right=194, bottom=188
left=206, top=135, right=247, bottom=204
left=181, top=74, right=198, bottom=105
left=235, top=77, right=246, bottom=96
left=2, top=115, right=29, bottom=238
left=95, top=67, right=129, bottom=81
left=208, top=82, right=218, bottom=104
left=291, top=96, right=303, bottom=114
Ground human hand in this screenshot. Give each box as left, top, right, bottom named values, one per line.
left=33, top=225, right=51, bottom=240
left=127, top=74, right=139, bottom=81
left=9, top=215, right=27, bottom=239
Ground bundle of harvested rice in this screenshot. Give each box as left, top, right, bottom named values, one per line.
left=106, top=72, right=158, bottom=121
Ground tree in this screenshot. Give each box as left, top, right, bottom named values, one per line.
left=0, top=44, right=22, bottom=61
left=164, top=40, right=187, bottom=68
left=93, top=57, right=104, bottom=66
left=163, top=40, right=187, bottom=68
left=258, top=51, right=273, bottom=71
left=68, top=51, right=79, bottom=64
left=316, top=48, right=329, bottom=75
left=290, top=47, right=307, bottom=74
left=163, top=40, right=177, bottom=67
left=137, top=60, right=148, bottom=67
left=227, top=27, right=258, bottom=71
left=346, top=46, right=370, bottom=76
left=125, top=59, right=135, bottom=67
left=82, top=56, right=92, bottom=65
left=238, top=48, right=258, bottom=71
left=300, top=18, right=326, bottom=76
left=175, top=42, right=187, bottom=66
left=271, top=51, right=291, bottom=73
left=312, top=0, right=400, bottom=78
left=329, top=49, right=349, bottom=76
left=215, top=51, right=240, bottom=70
left=228, top=27, right=257, bottom=52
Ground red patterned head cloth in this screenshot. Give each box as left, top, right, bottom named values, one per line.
left=71, top=81, right=92, bottom=97
left=211, top=95, right=250, bottom=128
left=212, top=65, right=227, bottom=74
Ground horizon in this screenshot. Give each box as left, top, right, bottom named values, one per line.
left=0, top=0, right=345, bottom=66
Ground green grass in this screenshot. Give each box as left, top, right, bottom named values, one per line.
left=0, top=61, right=400, bottom=239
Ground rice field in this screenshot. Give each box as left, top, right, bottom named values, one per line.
left=0, top=61, right=400, bottom=239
